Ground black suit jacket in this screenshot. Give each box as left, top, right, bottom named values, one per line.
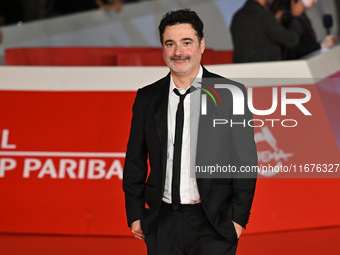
left=123, top=66, right=257, bottom=240
left=295, top=12, right=320, bottom=59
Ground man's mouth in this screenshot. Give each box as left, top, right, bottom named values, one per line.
left=170, top=56, right=190, bottom=62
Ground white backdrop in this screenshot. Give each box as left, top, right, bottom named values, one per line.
left=1, top=45, right=339, bottom=91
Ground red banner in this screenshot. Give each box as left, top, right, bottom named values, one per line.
left=1, top=84, right=340, bottom=236
left=0, top=91, right=135, bottom=235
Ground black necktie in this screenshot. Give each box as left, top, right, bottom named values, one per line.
left=172, top=87, right=192, bottom=210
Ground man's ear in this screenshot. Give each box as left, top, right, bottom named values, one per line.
left=200, top=37, right=205, bottom=54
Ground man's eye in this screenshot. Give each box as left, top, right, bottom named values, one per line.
left=184, top=41, right=191, bottom=45
left=166, top=43, right=174, bottom=47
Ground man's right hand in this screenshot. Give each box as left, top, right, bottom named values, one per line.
left=131, top=219, right=145, bottom=240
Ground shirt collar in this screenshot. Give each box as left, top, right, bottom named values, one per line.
left=170, top=65, right=203, bottom=95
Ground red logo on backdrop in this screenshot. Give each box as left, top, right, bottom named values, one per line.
left=255, top=126, right=294, bottom=177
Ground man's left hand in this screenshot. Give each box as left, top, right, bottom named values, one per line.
left=232, top=221, right=243, bottom=239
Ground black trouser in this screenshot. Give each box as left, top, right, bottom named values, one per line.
left=145, top=202, right=238, bottom=255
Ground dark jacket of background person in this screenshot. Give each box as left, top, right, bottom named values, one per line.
left=291, top=12, right=320, bottom=59
left=0, top=0, right=24, bottom=25
left=230, top=0, right=301, bottom=63
left=54, top=0, right=97, bottom=15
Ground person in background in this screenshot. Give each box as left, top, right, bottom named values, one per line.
left=271, top=0, right=337, bottom=59
left=0, top=0, right=24, bottom=25
left=230, top=0, right=301, bottom=63
left=335, top=0, right=340, bottom=36
left=55, top=0, right=147, bottom=15
left=95, top=0, right=123, bottom=12
left=96, top=0, right=147, bottom=12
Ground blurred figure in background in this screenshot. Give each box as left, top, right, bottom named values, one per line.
left=96, top=0, right=123, bottom=12
left=54, top=0, right=99, bottom=15
left=230, top=0, right=301, bottom=63
left=0, top=13, right=3, bottom=44
left=21, top=0, right=55, bottom=22
left=336, top=0, right=340, bottom=35
left=0, top=0, right=24, bottom=25
left=55, top=0, right=146, bottom=15
left=270, top=0, right=338, bottom=59
left=96, top=0, right=147, bottom=12
left=0, top=0, right=150, bottom=25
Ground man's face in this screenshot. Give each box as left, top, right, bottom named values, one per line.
left=162, top=23, right=205, bottom=75
left=302, top=0, right=317, bottom=9
left=264, top=0, right=271, bottom=6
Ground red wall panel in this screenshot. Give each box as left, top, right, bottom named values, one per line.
left=0, top=83, right=339, bottom=236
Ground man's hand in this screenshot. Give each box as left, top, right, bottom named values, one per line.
left=274, top=10, right=284, bottom=21
left=131, top=219, right=145, bottom=240
left=232, top=221, right=243, bottom=239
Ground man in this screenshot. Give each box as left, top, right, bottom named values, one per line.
left=123, top=9, right=257, bottom=255
left=230, top=0, right=301, bottom=63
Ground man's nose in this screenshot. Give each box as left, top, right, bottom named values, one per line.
left=174, top=45, right=184, bottom=56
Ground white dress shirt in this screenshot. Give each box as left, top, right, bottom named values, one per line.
left=163, top=66, right=202, bottom=204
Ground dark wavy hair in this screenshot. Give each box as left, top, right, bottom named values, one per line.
left=158, top=9, right=204, bottom=45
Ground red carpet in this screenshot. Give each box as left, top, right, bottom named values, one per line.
left=1, top=226, right=340, bottom=255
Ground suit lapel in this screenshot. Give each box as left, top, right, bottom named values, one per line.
left=154, top=73, right=170, bottom=173
left=196, top=66, right=217, bottom=160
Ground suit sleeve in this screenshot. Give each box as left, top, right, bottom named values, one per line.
left=230, top=84, right=258, bottom=229
left=123, top=89, right=148, bottom=227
